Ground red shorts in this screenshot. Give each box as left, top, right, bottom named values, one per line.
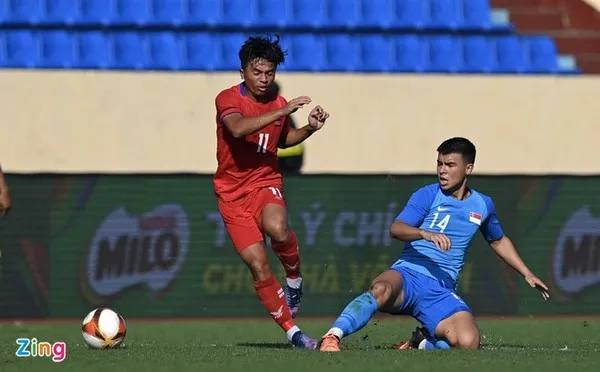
left=217, top=186, right=287, bottom=253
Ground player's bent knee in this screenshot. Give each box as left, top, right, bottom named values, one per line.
left=455, top=331, right=480, bottom=350
left=369, top=281, right=392, bottom=307
left=266, top=221, right=289, bottom=243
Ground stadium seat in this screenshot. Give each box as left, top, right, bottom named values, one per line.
left=75, top=31, right=111, bottom=69
left=461, top=36, right=495, bottom=73
left=393, top=35, right=426, bottom=72
left=359, top=0, right=394, bottom=29
left=429, top=0, right=462, bottom=31
left=284, top=34, right=323, bottom=71
left=147, top=32, right=182, bottom=70
left=288, top=0, right=326, bottom=29
left=43, top=0, right=79, bottom=25
left=255, top=0, right=291, bottom=28
left=494, top=36, right=527, bottom=73
left=428, top=36, right=461, bottom=73
left=525, top=36, right=559, bottom=73
left=359, top=35, right=393, bottom=72
left=462, top=0, right=493, bottom=31
left=4, top=0, right=43, bottom=25
left=40, top=31, right=76, bottom=68
left=111, top=32, right=147, bottom=70
left=323, top=34, right=359, bottom=72
left=394, top=0, right=428, bottom=30
left=181, top=32, right=218, bottom=70
left=220, top=0, right=254, bottom=28
left=114, top=0, right=151, bottom=26
left=182, top=0, right=221, bottom=27
left=326, top=0, right=359, bottom=29
left=148, top=0, right=186, bottom=26
left=217, top=33, right=247, bottom=70
left=79, top=0, right=115, bottom=26
left=2, top=30, right=39, bottom=68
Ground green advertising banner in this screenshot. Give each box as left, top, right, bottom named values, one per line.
left=513, top=177, right=600, bottom=314
left=1, top=174, right=597, bottom=318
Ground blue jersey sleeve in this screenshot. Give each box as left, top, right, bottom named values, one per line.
left=480, top=196, right=504, bottom=243
left=395, top=185, right=437, bottom=227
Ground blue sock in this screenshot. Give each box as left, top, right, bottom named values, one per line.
left=328, top=292, right=379, bottom=338
left=422, top=337, right=451, bottom=350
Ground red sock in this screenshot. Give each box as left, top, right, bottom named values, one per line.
left=254, top=275, right=295, bottom=332
left=271, top=230, right=301, bottom=279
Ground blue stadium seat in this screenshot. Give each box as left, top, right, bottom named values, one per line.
left=288, top=0, right=325, bottom=29
left=217, top=33, right=247, bottom=70
left=525, top=36, right=559, bottom=73
left=114, top=0, right=150, bottom=26
left=182, top=0, right=221, bottom=27
left=394, top=0, right=428, bottom=29
left=3, top=30, right=39, bottom=68
left=0, top=34, right=6, bottom=67
left=284, top=34, right=323, bottom=71
left=393, top=35, right=426, bottom=72
left=75, top=31, right=111, bottom=69
left=428, top=36, right=461, bottom=72
left=323, top=34, right=359, bottom=72
left=255, top=0, right=291, bottom=28
left=148, top=0, right=185, bottom=26
left=494, top=36, right=526, bottom=73
left=359, top=35, right=393, bottom=72
left=79, top=0, right=115, bottom=26
left=461, top=36, right=495, bottom=73
left=359, top=0, right=394, bottom=29
left=220, top=0, right=254, bottom=28
left=43, top=0, right=79, bottom=25
left=462, top=0, right=492, bottom=31
left=182, top=32, right=218, bottom=70
left=111, top=32, right=147, bottom=70
left=5, top=0, right=43, bottom=25
left=147, top=32, right=182, bottom=70
left=429, top=0, right=462, bottom=31
left=40, top=31, right=76, bottom=68
left=326, top=0, right=359, bottom=29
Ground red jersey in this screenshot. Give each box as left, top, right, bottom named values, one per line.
left=213, top=83, right=290, bottom=202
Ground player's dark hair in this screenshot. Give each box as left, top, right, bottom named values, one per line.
left=238, top=34, right=286, bottom=69
left=437, top=137, right=476, bottom=164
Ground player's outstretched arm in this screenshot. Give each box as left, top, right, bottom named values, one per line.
left=489, top=236, right=550, bottom=300
left=223, top=110, right=286, bottom=138
left=391, top=221, right=451, bottom=251
left=280, top=106, right=329, bottom=148
left=390, top=221, right=427, bottom=242
left=222, top=96, right=312, bottom=138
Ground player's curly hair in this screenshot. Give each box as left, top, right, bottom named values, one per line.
left=238, top=34, right=286, bottom=69
left=437, top=137, right=476, bottom=164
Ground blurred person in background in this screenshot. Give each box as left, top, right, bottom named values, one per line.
left=273, top=82, right=305, bottom=175
left=0, top=164, right=11, bottom=217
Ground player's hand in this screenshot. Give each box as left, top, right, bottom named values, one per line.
left=421, top=231, right=451, bottom=252
left=308, top=105, right=330, bottom=130
left=0, top=187, right=11, bottom=218
left=525, top=274, right=550, bottom=301
left=282, top=96, right=312, bottom=116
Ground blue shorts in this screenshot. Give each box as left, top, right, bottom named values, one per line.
left=390, top=264, right=472, bottom=336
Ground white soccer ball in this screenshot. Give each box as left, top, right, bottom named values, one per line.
left=81, top=308, right=127, bottom=349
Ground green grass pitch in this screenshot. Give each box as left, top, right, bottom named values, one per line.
left=1, top=317, right=598, bottom=372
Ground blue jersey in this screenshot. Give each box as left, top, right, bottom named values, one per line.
left=393, top=183, right=504, bottom=290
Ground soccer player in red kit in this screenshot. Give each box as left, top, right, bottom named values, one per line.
left=213, top=35, right=330, bottom=349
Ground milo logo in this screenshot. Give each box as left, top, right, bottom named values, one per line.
left=81, top=204, right=189, bottom=302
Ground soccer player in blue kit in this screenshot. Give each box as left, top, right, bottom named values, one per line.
left=320, top=137, right=550, bottom=352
